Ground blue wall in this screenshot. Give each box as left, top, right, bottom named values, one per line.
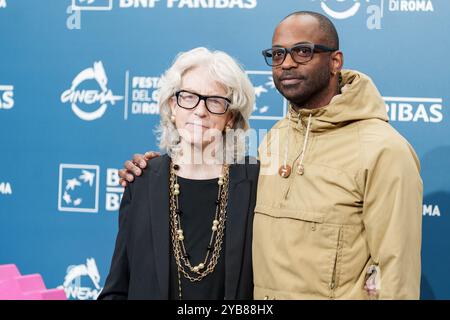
left=0, top=0, right=448, bottom=299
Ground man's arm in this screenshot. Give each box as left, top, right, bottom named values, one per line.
left=118, top=151, right=160, bottom=187
left=361, top=138, right=423, bottom=299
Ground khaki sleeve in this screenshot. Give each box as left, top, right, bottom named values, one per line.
left=361, top=140, right=423, bottom=299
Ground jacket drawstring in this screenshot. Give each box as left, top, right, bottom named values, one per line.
left=296, top=114, right=312, bottom=175
left=282, top=113, right=313, bottom=200
left=283, top=111, right=292, bottom=170
left=281, top=112, right=313, bottom=178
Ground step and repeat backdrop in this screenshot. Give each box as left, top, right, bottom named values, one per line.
left=0, top=0, right=449, bottom=299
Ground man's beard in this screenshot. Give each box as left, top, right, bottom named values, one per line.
left=274, top=67, right=330, bottom=109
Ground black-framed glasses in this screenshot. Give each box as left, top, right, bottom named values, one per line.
left=262, top=42, right=337, bottom=67
left=175, top=90, right=231, bottom=115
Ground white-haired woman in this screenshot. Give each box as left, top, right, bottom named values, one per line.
left=99, top=47, right=259, bottom=300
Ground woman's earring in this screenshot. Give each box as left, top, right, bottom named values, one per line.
left=225, top=125, right=232, bottom=133
left=170, top=115, right=176, bottom=124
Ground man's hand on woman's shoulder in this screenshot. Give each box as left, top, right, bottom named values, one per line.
left=118, top=151, right=160, bottom=187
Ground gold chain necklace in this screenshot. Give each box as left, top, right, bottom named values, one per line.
left=169, top=162, right=230, bottom=300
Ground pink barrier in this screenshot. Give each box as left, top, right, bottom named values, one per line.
left=0, top=264, right=66, bottom=300
left=0, top=265, right=20, bottom=282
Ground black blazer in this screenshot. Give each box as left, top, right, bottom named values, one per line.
left=98, top=154, right=259, bottom=300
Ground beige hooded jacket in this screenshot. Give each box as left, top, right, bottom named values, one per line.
left=253, top=70, right=423, bottom=299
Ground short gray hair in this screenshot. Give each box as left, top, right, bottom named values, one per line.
left=155, top=47, right=255, bottom=163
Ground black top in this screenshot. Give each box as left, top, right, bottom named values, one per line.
left=98, top=154, right=260, bottom=300
left=169, top=176, right=226, bottom=300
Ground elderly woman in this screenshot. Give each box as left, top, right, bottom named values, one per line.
left=98, top=47, right=258, bottom=300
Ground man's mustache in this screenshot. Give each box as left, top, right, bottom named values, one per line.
left=277, top=72, right=307, bottom=81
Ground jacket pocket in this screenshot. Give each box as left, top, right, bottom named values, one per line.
left=329, top=227, right=343, bottom=298
left=254, top=204, right=324, bottom=224
left=253, top=205, right=342, bottom=297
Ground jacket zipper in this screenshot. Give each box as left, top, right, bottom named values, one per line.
left=283, top=156, right=300, bottom=199
left=283, top=133, right=306, bottom=200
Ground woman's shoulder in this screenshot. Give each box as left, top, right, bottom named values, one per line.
left=130, top=153, right=169, bottom=188
left=147, top=153, right=170, bottom=169
left=126, top=153, right=169, bottom=199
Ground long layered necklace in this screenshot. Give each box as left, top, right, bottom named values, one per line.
left=169, top=162, right=230, bottom=300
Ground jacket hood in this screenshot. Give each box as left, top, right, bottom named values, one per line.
left=288, top=69, right=388, bottom=133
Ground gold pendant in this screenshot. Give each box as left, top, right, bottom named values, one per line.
left=278, top=165, right=292, bottom=178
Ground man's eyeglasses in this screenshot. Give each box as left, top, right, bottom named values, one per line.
left=175, top=90, right=231, bottom=115
left=262, top=42, right=337, bottom=67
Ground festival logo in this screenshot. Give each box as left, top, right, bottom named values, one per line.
left=58, top=164, right=100, bottom=213
left=61, top=61, right=123, bottom=121
left=58, top=258, right=103, bottom=300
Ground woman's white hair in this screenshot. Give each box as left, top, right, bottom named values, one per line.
left=155, top=47, right=255, bottom=163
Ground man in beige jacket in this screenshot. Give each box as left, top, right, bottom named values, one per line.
left=253, top=11, right=422, bottom=300
left=119, top=11, right=423, bottom=300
